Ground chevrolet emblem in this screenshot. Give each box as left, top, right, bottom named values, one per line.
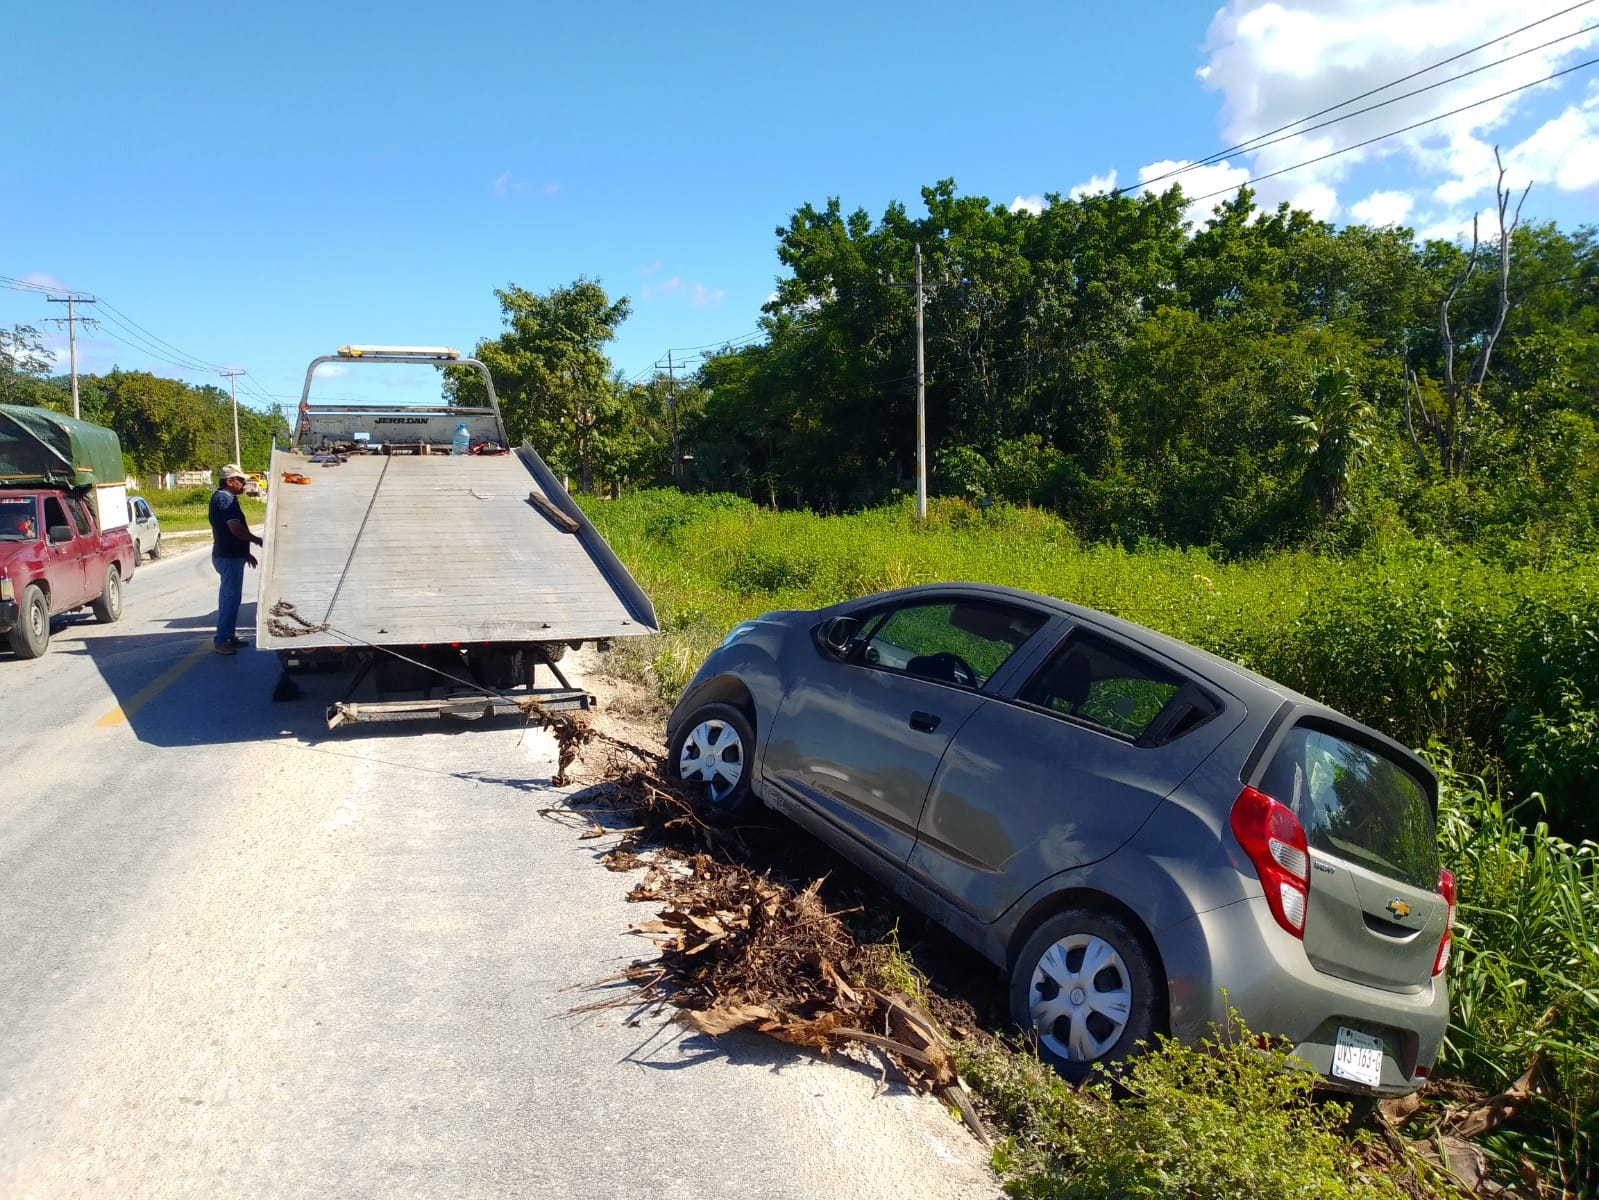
left=1385, top=898, right=1412, bottom=920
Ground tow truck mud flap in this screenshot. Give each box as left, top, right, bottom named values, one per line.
left=325, top=688, right=593, bottom=729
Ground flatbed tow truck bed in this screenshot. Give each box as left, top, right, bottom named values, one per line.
left=258, top=447, right=652, bottom=652
left=254, top=344, right=656, bottom=728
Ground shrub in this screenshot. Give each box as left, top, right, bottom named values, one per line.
left=957, top=1014, right=1404, bottom=1200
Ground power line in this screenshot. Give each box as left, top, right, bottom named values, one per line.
left=1131, top=0, right=1599, bottom=195
left=1184, top=53, right=1599, bottom=205
left=1148, top=19, right=1598, bottom=194
left=96, top=297, right=229, bottom=373
left=0, top=274, right=63, bottom=295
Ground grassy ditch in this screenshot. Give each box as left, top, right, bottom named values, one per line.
left=576, top=488, right=1597, bottom=1196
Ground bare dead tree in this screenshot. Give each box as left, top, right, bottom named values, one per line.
left=1404, top=147, right=1531, bottom=477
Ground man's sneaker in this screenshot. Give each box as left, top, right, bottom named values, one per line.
left=224, top=637, right=249, bottom=649
left=213, top=641, right=237, bottom=656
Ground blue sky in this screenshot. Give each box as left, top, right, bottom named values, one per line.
left=3, top=0, right=1597, bottom=417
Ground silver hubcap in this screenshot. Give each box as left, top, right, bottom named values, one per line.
left=29, top=601, right=45, bottom=638
left=1028, top=932, right=1134, bottom=1062
left=678, top=718, right=744, bottom=804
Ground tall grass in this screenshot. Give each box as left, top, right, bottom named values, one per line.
left=1436, top=766, right=1598, bottom=1190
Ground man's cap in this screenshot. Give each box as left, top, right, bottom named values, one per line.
left=220, top=464, right=247, bottom=481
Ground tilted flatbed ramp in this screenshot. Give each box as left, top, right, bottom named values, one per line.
left=256, top=445, right=657, bottom=652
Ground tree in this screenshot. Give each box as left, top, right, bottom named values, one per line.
left=0, top=324, right=52, bottom=405
left=1405, top=150, right=1530, bottom=477
left=450, top=280, right=630, bottom=493
left=1286, top=361, right=1374, bottom=519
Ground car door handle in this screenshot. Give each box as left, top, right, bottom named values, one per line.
left=909, top=710, right=941, bottom=733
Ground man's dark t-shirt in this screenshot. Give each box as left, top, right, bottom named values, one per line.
left=210, top=488, right=248, bottom=558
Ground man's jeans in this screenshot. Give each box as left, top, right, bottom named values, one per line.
left=213, top=555, right=246, bottom=645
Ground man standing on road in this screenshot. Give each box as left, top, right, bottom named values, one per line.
left=210, top=464, right=263, bottom=655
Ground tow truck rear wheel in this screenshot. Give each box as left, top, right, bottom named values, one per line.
left=91, top=565, right=123, bottom=624
left=8, top=584, right=50, bottom=658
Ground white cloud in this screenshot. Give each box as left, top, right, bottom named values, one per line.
left=641, top=260, right=664, bottom=277
left=542, top=182, right=560, bottom=198
left=23, top=272, right=69, bottom=291
left=491, top=171, right=537, bottom=200
left=314, top=363, right=350, bottom=379
left=1349, top=188, right=1415, bottom=226
left=1068, top=168, right=1119, bottom=199
left=1507, top=88, right=1599, bottom=191
left=1290, top=181, right=1339, bottom=219
left=640, top=275, right=723, bottom=307
left=1138, top=158, right=1253, bottom=224
left=1413, top=212, right=1477, bottom=243
left=1009, top=194, right=1045, bottom=215
left=1197, top=2, right=1599, bottom=218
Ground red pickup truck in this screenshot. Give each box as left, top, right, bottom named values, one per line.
left=0, top=488, right=136, bottom=658
left=1, top=405, right=139, bottom=659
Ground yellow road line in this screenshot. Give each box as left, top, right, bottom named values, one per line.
left=95, top=645, right=214, bottom=727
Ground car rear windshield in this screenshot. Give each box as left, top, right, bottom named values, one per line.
left=1257, top=723, right=1439, bottom=889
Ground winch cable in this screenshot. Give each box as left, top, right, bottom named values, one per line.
left=319, top=452, right=393, bottom=627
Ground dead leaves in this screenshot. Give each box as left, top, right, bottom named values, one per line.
left=558, top=740, right=986, bottom=1136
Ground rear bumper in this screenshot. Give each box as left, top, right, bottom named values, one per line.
left=1158, top=897, right=1448, bottom=1096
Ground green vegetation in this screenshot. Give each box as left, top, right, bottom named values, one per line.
left=581, top=487, right=1599, bottom=1194
left=957, top=1014, right=1404, bottom=1200
left=142, top=486, right=266, bottom=533
left=1438, top=767, right=1598, bottom=1187
left=678, top=181, right=1598, bottom=561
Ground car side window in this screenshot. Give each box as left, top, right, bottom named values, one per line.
left=67, top=496, right=93, bottom=536
left=42, top=496, right=72, bottom=542
left=1018, top=631, right=1216, bottom=744
left=860, top=600, right=1043, bottom=688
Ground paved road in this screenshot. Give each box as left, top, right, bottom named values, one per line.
left=0, top=549, right=999, bottom=1199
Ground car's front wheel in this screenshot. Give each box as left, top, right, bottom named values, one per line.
left=8, top=584, right=50, bottom=658
left=666, top=701, right=756, bottom=823
left=1009, top=908, right=1163, bottom=1082
left=148, top=533, right=162, bottom=560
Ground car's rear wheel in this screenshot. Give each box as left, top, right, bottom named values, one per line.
left=92, top=565, right=123, bottom=623
left=667, top=701, right=756, bottom=823
left=8, top=584, right=50, bottom=658
left=1010, top=908, right=1162, bottom=1082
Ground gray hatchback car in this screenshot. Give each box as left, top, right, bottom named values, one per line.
left=665, top=583, right=1453, bottom=1095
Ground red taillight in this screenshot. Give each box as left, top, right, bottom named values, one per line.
left=1432, top=869, right=1456, bottom=977
left=1230, top=786, right=1311, bottom=938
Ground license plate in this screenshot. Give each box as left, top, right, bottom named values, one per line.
left=1331, top=1026, right=1385, bottom=1088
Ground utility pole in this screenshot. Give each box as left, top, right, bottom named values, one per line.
left=219, top=369, right=245, bottom=465
left=655, top=349, right=683, bottom=479
left=46, top=294, right=97, bottom=420
left=886, top=244, right=938, bottom=521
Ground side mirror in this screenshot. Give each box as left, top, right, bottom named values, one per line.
left=819, top=615, right=860, bottom=659
left=48, top=525, right=73, bottom=544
